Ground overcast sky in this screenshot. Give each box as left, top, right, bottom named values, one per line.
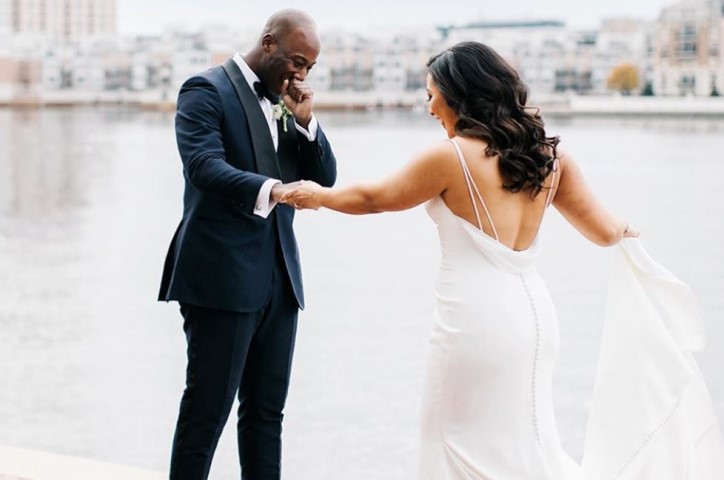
left=118, top=0, right=678, bottom=34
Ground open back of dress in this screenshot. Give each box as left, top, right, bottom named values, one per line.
left=419, top=139, right=724, bottom=479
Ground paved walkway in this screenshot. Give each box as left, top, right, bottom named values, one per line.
left=0, top=446, right=164, bottom=480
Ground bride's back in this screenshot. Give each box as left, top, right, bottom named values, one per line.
left=440, top=136, right=557, bottom=252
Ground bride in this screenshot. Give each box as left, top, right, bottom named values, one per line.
left=281, top=41, right=724, bottom=479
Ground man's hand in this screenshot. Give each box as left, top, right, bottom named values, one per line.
left=281, top=79, right=313, bottom=129
left=271, top=181, right=302, bottom=203
left=279, top=180, right=325, bottom=210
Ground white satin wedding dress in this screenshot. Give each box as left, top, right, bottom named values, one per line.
left=419, top=139, right=724, bottom=480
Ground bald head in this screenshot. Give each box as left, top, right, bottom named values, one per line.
left=261, top=9, right=320, bottom=51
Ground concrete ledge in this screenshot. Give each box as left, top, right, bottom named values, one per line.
left=0, top=446, right=164, bottom=480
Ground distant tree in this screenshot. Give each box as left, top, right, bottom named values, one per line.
left=641, top=82, right=654, bottom=96
left=607, top=63, right=640, bottom=95
left=712, top=85, right=720, bottom=97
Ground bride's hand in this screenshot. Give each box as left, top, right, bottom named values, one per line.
left=623, top=223, right=640, bottom=238
left=280, top=180, right=325, bottom=210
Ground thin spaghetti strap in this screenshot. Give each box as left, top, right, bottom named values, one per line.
left=449, top=139, right=484, bottom=231
left=544, top=158, right=558, bottom=208
left=449, top=139, right=499, bottom=241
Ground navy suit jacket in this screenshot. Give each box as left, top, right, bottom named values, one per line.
left=158, top=59, right=337, bottom=312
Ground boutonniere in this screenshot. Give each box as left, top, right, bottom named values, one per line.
left=271, top=102, right=293, bottom=132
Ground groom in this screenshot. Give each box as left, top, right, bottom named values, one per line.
left=158, top=9, right=336, bottom=479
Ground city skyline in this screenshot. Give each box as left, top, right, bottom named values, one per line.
left=119, top=0, right=679, bottom=34
left=2, top=0, right=722, bottom=102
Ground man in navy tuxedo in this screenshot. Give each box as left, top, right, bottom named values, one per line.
left=158, top=9, right=336, bottom=480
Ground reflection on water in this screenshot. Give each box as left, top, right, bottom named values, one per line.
left=0, top=108, right=723, bottom=478
left=2, top=110, right=84, bottom=221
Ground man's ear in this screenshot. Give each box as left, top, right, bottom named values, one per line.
left=261, top=33, right=276, bottom=53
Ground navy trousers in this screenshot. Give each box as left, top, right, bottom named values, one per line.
left=169, top=248, right=298, bottom=480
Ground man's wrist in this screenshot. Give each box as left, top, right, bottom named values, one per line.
left=295, top=115, right=312, bottom=129
left=295, top=115, right=318, bottom=141
left=254, top=179, right=281, bottom=218
left=270, top=183, right=285, bottom=202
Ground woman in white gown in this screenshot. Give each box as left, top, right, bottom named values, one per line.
left=281, top=42, right=724, bottom=479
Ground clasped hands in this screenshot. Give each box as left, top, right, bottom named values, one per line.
left=271, top=180, right=324, bottom=210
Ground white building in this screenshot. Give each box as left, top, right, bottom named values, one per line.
left=590, top=18, right=654, bottom=94
left=374, top=30, right=441, bottom=93
left=0, top=0, right=10, bottom=36
left=711, top=0, right=724, bottom=17
left=654, top=0, right=723, bottom=96
left=199, top=22, right=257, bottom=61
left=1, top=34, right=49, bottom=100
left=41, top=42, right=104, bottom=92
left=41, top=50, right=64, bottom=90
left=169, top=34, right=212, bottom=92
left=440, top=21, right=569, bottom=95
left=373, top=35, right=410, bottom=93
left=8, top=0, right=116, bottom=41
left=319, top=31, right=375, bottom=91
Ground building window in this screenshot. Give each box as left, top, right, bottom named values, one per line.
left=676, top=24, right=697, bottom=59
left=679, top=74, right=696, bottom=95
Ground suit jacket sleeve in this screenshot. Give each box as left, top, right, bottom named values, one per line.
left=296, top=123, right=337, bottom=187
left=175, top=76, right=268, bottom=210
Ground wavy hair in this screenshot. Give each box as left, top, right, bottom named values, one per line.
left=427, top=41, right=559, bottom=197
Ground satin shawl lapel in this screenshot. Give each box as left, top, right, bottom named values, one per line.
left=221, top=58, right=281, bottom=179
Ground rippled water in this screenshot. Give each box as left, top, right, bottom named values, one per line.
left=0, top=108, right=722, bottom=478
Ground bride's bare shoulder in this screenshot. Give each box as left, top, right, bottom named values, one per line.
left=407, top=138, right=458, bottom=166
left=422, top=136, right=482, bottom=158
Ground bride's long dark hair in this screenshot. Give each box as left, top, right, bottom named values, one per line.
left=427, top=41, right=559, bottom=198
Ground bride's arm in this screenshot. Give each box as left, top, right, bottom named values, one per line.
left=282, top=141, right=454, bottom=214
left=553, top=151, right=636, bottom=246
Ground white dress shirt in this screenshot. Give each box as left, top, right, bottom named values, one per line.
left=233, top=53, right=318, bottom=218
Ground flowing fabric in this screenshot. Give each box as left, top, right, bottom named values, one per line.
left=578, top=239, right=724, bottom=480
left=419, top=139, right=724, bottom=479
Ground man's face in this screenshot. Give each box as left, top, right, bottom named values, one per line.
left=260, top=28, right=320, bottom=95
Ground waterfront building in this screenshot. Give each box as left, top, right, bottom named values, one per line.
left=654, top=0, right=723, bottom=96
left=0, top=0, right=10, bottom=36
left=8, top=0, right=116, bottom=41
left=440, top=20, right=568, bottom=95
left=319, top=31, right=375, bottom=92
left=590, top=18, right=653, bottom=94
left=373, top=30, right=441, bottom=93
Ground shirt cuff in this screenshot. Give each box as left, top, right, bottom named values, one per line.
left=254, top=178, right=282, bottom=218
left=295, top=114, right=318, bottom=141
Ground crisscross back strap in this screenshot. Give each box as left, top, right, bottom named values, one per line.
left=449, top=139, right=499, bottom=241
left=544, top=158, right=559, bottom=208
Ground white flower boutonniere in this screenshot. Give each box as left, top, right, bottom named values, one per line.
left=271, top=102, right=293, bottom=132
